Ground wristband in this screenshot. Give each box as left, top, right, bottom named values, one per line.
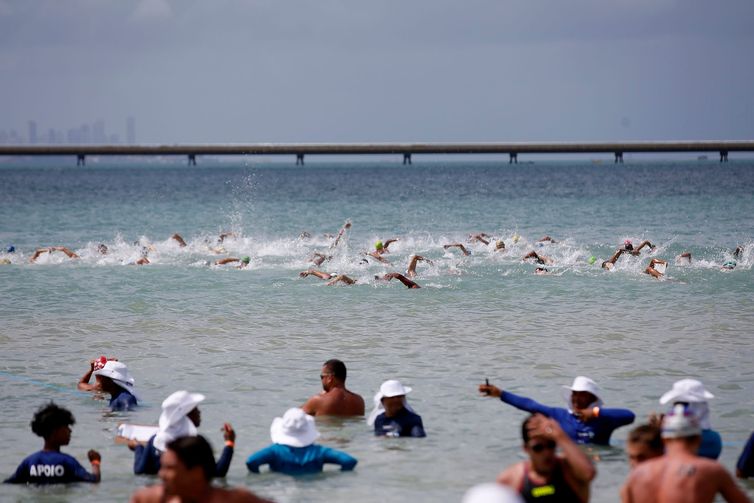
left=90, top=460, right=101, bottom=466
left=225, top=441, right=235, bottom=448
left=592, top=406, right=600, bottom=418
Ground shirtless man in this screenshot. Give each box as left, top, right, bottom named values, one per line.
left=621, top=404, right=750, bottom=503
left=130, top=435, right=270, bottom=503
left=497, top=414, right=595, bottom=502
left=645, top=258, right=668, bottom=279
left=302, top=359, right=365, bottom=417
left=30, top=246, right=79, bottom=263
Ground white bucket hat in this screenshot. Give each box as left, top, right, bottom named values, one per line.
left=367, top=379, right=414, bottom=426
left=662, top=403, right=702, bottom=439
left=270, top=408, right=320, bottom=447
left=561, top=376, right=603, bottom=410
left=659, top=379, right=714, bottom=405
left=93, top=361, right=138, bottom=396
left=153, top=390, right=205, bottom=452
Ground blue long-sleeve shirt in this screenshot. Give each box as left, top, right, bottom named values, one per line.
left=133, top=435, right=233, bottom=476
left=737, top=432, right=754, bottom=478
left=500, top=390, right=635, bottom=445
left=110, top=389, right=138, bottom=412
left=4, top=451, right=97, bottom=484
left=374, top=408, right=426, bottom=437
left=246, top=443, right=357, bottom=475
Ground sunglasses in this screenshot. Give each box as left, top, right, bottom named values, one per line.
left=320, top=374, right=333, bottom=379
left=529, top=440, right=557, bottom=453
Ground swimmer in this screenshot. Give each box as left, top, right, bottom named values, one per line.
left=365, top=250, right=390, bottom=264
left=378, top=272, right=421, bottom=289
left=78, top=356, right=118, bottom=392
left=367, top=238, right=398, bottom=261
left=97, top=244, right=108, bottom=255
left=299, top=231, right=312, bottom=240
left=330, top=219, right=352, bottom=249
left=215, top=257, right=250, bottom=269
left=6, top=245, right=15, bottom=253
left=30, top=246, right=80, bottom=263
left=469, top=233, right=491, bottom=245
left=444, top=243, right=471, bottom=256
left=299, top=269, right=337, bottom=281
left=171, top=234, right=187, bottom=247
left=406, top=255, right=432, bottom=278
left=623, top=239, right=655, bottom=256
left=495, top=240, right=506, bottom=251
left=218, top=232, right=236, bottom=243
left=534, top=267, right=550, bottom=275
left=644, top=258, right=668, bottom=279
left=309, top=252, right=332, bottom=267
left=130, top=246, right=150, bottom=266
left=721, top=260, right=737, bottom=271
left=675, top=252, right=692, bottom=265
left=522, top=250, right=553, bottom=265
left=326, top=274, right=356, bottom=286
left=602, top=249, right=624, bottom=269
left=537, top=235, right=557, bottom=244
left=733, top=246, right=744, bottom=258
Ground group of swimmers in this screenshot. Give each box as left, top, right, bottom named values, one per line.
left=5, top=356, right=753, bottom=502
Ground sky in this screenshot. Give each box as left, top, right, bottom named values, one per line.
left=1, top=0, right=754, bottom=144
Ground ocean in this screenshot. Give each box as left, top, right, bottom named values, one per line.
left=1, top=158, right=753, bottom=502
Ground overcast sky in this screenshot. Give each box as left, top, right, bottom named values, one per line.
left=2, top=0, right=753, bottom=144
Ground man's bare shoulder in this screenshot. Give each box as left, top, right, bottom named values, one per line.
left=129, top=485, right=164, bottom=503
left=213, top=487, right=275, bottom=503
left=497, top=461, right=525, bottom=488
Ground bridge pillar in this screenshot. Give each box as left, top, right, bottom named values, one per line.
left=188, top=154, right=197, bottom=166
left=296, top=153, right=305, bottom=165
left=720, top=151, right=728, bottom=162
left=403, top=153, right=412, bottom=165
left=76, top=154, right=85, bottom=166
left=614, top=152, right=624, bottom=164
left=509, top=153, right=518, bottom=164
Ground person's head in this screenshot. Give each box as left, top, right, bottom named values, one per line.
left=7, top=245, right=15, bottom=253
left=521, top=415, right=558, bottom=474
left=602, top=261, right=613, bottom=270
left=661, top=403, right=703, bottom=452
left=31, top=402, right=75, bottom=445
left=623, top=240, right=634, bottom=251
left=161, top=391, right=205, bottom=428
left=495, top=240, right=505, bottom=250
left=378, top=380, right=412, bottom=417
left=270, top=408, right=320, bottom=447
left=160, top=435, right=216, bottom=497
left=626, top=424, right=663, bottom=468
left=93, top=360, right=136, bottom=396
left=563, top=376, right=602, bottom=411
left=375, top=240, right=384, bottom=251
left=320, top=359, right=347, bottom=390
left=241, top=256, right=250, bottom=266
left=97, top=244, right=108, bottom=255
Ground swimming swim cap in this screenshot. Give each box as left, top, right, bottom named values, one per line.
left=241, top=256, right=250, bottom=264
left=0, top=258, right=11, bottom=265
left=722, top=260, right=736, bottom=269
left=6, top=245, right=15, bottom=253
left=624, top=239, right=632, bottom=245
left=512, top=234, right=520, bottom=243
left=375, top=241, right=383, bottom=250
left=588, top=256, right=597, bottom=265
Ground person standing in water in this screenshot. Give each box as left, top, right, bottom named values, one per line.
left=302, top=359, right=365, bottom=417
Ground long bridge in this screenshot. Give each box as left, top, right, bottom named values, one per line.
left=1, top=140, right=753, bottom=165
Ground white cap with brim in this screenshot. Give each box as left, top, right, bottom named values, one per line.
left=367, top=379, right=414, bottom=426
left=270, top=408, right=320, bottom=448
left=153, top=390, right=205, bottom=452
left=463, top=483, right=524, bottom=503
left=93, top=361, right=139, bottom=399
left=662, top=404, right=702, bottom=438
left=561, top=376, right=603, bottom=410
left=659, top=379, right=714, bottom=405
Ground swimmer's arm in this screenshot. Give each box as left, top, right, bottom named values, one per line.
left=171, top=233, right=187, bottom=247
left=383, top=272, right=420, bottom=289
left=216, top=257, right=240, bottom=265
left=608, top=249, right=623, bottom=264
left=300, top=269, right=331, bottom=281
left=383, top=238, right=398, bottom=250
left=56, top=247, right=79, bottom=259
left=29, top=248, right=50, bottom=262
left=444, top=243, right=470, bottom=256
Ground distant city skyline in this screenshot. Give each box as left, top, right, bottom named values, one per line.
left=0, top=117, right=135, bottom=145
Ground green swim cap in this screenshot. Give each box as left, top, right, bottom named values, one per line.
left=375, top=241, right=383, bottom=250
left=241, top=256, right=250, bottom=264
left=588, top=256, right=597, bottom=265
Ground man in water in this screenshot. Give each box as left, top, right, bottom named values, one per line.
left=5, top=402, right=101, bottom=484
left=496, top=414, right=595, bottom=502
left=215, top=256, right=250, bottom=269
left=302, top=359, right=365, bottom=416
left=479, top=376, right=635, bottom=445
left=622, top=239, right=655, bottom=255
left=621, top=405, right=750, bottom=503
left=625, top=424, right=664, bottom=469
left=130, top=436, right=271, bottom=503
left=299, top=269, right=356, bottom=285
left=645, top=258, right=668, bottom=279
left=30, top=246, right=79, bottom=263
left=93, top=361, right=139, bottom=411
left=78, top=356, right=117, bottom=392
left=522, top=250, right=553, bottom=265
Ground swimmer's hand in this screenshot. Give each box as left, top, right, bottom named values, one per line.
left=222, top=423, right=236, bottom=443
left=478, top=383, right=501, bottom=398
left=88, top=450, right=101, bottom=463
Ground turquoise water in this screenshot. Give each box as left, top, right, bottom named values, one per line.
left=1, top=159, right=753, bottom=502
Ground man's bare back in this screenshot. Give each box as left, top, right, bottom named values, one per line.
left=622, top=451, right=751, bottom=503
left=130, top=485, right=272, bottom=503
left=302, top=387, right=365, bottom=416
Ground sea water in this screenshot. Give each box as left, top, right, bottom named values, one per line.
left=0, top=159, right=753, bottom=502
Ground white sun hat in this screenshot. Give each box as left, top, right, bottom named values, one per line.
left=561, top=376, right=603, bottom=409
left=367, top=379, right=414, bottom=426
left=153, top=390, right=205, bottom=452
left=93, top=361, right=138, bottom=396
left=463, top=483, right=524, bottom=503
left=662, top=403, right=702, bottom=439
left=659, top=379, right=714, bottom=405
left=270, top=408, right=320, bottom=447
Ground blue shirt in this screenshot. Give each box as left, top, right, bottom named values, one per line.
left=246, top=443, right=357, bottom=475
left=500, top=390, right=634, bottom=445
left=737, top=432, right=754, bottom=478
left=133, top=434, right=233, bottom=476
left=110, top=389, right=138, bottom=412
left=4, top=451, right=97, bottom=484
left=699, top=429, right=722, bottom=460
left=374, top=407, right=426, bottom=438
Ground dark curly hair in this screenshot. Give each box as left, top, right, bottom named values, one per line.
left=30, top=402, right=75, bottom=438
